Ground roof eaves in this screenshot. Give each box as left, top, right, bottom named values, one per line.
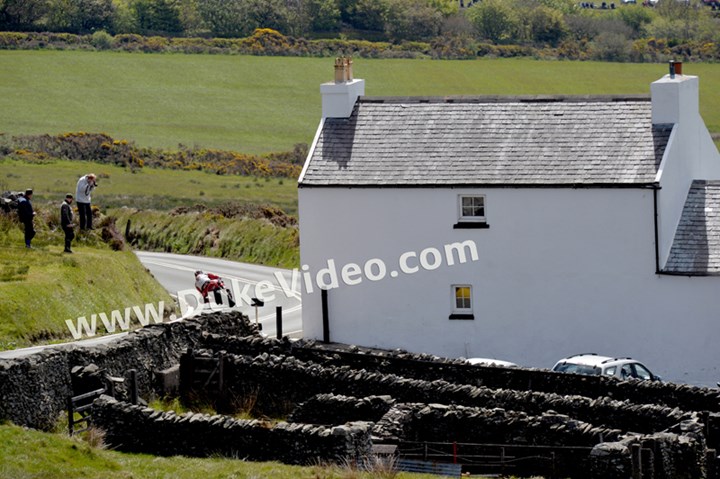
left=298, top=182, right=661, bottom=189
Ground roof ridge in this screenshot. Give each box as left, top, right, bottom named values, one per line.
left=359, top=94, right=651, bottom=104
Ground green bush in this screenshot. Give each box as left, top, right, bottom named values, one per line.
left=90, top=30, right=113, bottom=50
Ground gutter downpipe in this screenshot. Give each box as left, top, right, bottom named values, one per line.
left=653, top=184, right=661, bottom=274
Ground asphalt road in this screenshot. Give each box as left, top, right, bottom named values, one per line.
left=136, top=252, right=303, bottom=338
left=0, top=252, right=302, bottom=360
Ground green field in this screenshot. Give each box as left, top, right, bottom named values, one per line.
left=0, top=423, right=441, bottom=479
left=0, top=158, right=298, bottom=214
left=1, top=50, right=719, bottom=153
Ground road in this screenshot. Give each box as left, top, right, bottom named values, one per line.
left=135, top=252, right=303, bottom=338
left=0, top=252, right=302, bottom=360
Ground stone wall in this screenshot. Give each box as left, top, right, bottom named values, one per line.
left=0, top=349, right=72, bottom=430
left=186, top=350, right=695, bottom=438
left=591, top=430, right=708, bottom=479
left=288, top=393, right=395, bottom=425
left=286, top=393, right=709, bottom=479
left=200, top=334, right=720, bottom=413
left=0, top=311, right=254, bottom=430
left=91, top=395, right=372, bottom=465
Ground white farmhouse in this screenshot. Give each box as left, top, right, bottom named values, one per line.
left=298, top=62, right=720, bottom=386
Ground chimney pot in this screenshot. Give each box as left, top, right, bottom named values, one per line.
left=345, top=57, right=353, bottom=81
left=669, top=60, right=683, bottom=78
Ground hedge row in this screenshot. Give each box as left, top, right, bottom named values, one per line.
left=1, top=29, right=719, bottom=61
left=2, top=132, right=305, bottom=178
left=0, top=29, right=455, bottom=59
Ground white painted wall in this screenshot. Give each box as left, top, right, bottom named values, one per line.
left=299, top=187, right=720, bottom=386
left=653, top=74, right=720, bottom=266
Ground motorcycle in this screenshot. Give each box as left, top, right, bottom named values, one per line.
left=202, top=277, right=236, bottom=308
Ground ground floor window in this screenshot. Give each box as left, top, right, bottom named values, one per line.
left=449, top=284, right=474, bottom=320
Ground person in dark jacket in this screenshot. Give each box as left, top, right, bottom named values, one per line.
left=60, top=194, right=75, bottom=253
left=17, top=189, right=35, bottom=249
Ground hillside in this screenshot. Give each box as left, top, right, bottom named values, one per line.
left=0, top=204, right=174, bottom=350
left=1, top=51, right=719, bottom=153
left=0, top=157, right=299, bottom=214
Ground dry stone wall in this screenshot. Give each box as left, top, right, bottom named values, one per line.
left=91, top=395, right=373, bottom=464
left=0, top=349, right=72, bottom=430
left=200, top=333, right=720, bottom=413
left=288, top=393, right=395, bottom=425
left=187, top=350, right=696, bottom=437
left=0, top=312, right=254, bottom=430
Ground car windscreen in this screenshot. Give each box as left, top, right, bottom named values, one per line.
left=553, top=363, right=599, bottom=375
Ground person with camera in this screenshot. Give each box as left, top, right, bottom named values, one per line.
left=75, top=173, right=97, bottom=230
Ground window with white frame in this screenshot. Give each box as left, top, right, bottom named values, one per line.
left=458, top=195, right=486, bottom=223
left=450, top=284, right=474, bottom=319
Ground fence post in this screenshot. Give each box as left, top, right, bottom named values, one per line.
left=452, top=441, right=458, bottom=464
left=218, top=352, right=225, bottom=393
left=180, top=348, right=194, bottom=398
left=67, top=396, right=74, bottom=435
left=500, top=447, right=505, bottom=477
left=631, top=444, right=642, bottom=479
left=129, top=369, right=138, bottom=405
left=641, top=447, right=654, bottom=479
left=322, top=289, right=329, bottom=343
left=276, top=306, right=282, bottom=340
left=703, top=411, right=712, bottom=444
left=125, top=219, right=131, bottom=239
left=706, top=449, right=717, bottom=479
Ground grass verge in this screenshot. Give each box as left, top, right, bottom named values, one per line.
left=110, top=208, right=299, bottom=269
left=0, top=210, right=173, bottom=350
left=1, top=51, right=719, bottom=153
left=0, top=423, right=443, bottom=479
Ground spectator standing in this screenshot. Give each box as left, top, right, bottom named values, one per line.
left=60, top=194, right=75, bottom=253
left=75, top=173, right=97, bottom=230
left=17, top=189, right=36, bottom=249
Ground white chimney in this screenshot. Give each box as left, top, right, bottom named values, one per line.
left=651, top=62, right=699, bottom=125
left=321, top=57, right=365, bottom=119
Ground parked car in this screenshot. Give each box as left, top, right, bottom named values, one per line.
left=466, top=357, right=518, bottom=368
left=552, top=354, right=661, bottom=381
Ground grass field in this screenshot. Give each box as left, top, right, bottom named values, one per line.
left=1, top=50, right=719, bottom=153
left=0, top=423, right=442, bottom=479
left=0, top=157, right=299, bottom=214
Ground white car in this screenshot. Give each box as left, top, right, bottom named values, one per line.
left=552, top=354, right=661, bottom=381
left=467, top=357, right=518, bottom=368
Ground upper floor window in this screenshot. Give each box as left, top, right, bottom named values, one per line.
left=454, top=195, right=489, bottom=229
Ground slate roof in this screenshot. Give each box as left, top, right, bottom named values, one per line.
left=664, top=180, right=720, bottom=275
left=300, top=96, right=673, bottom=187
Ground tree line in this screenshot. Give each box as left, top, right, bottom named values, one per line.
left=0, top=0, right=718, bottom=56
